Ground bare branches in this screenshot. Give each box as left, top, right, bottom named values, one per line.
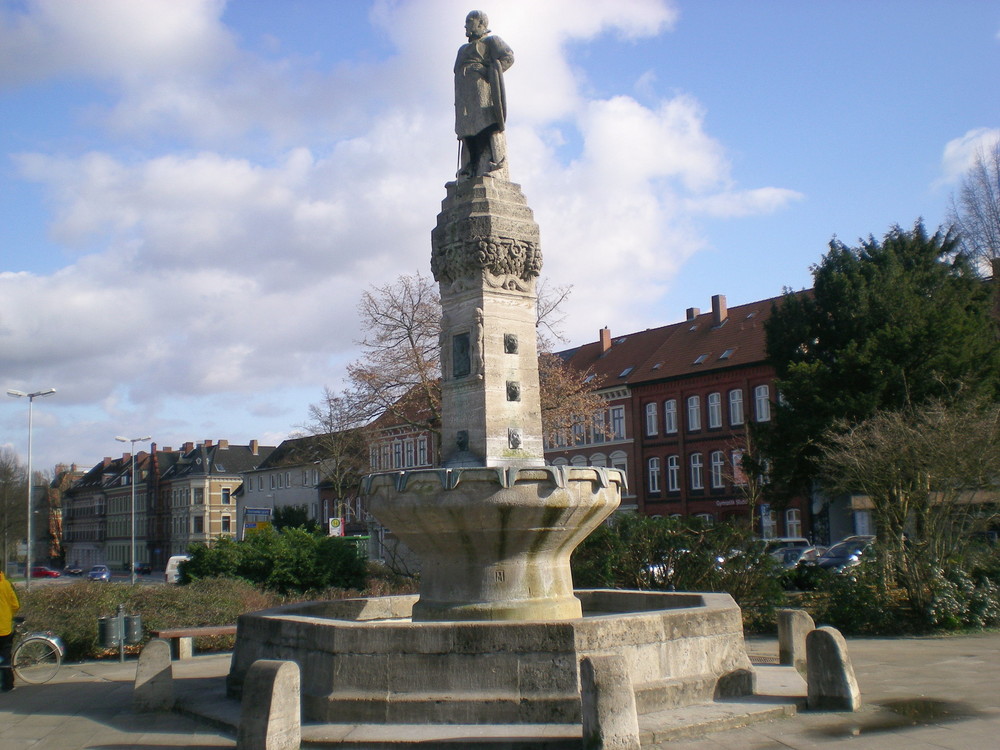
left=949, top=139, right=1000, bottom=274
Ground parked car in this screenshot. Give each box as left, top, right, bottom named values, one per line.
left=63, top=563, right=84, bottom=576
left=30, top=566, right=61, bottom=578
left=815, top=536, right=875, bottom=572
left=772, top=545, right=827, bottom=569
left=133, top=562, right=152, bottom=575
left=87, top=564, right=112, bottom=582
left=761, top=537, right=811, bottom=554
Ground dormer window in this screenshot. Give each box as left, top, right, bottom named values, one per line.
left=693, top=353, right=709, bottom=365
left=618, top=366, right=634, bottom=378
left=719, top=348, right=735, bottom=360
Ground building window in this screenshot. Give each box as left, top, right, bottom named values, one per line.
left=222, top=487, right=231, bottom=505
left=270, top=474, right=276, bottom=490
left=707, top=392, right=722, bottom=429
left=392, top=441, right=403, bottom=469
left=731, top=450, right=747, bottom=485
left=729, top=389, right=744, bottom=425
left=761, top=508, right=777, bottom=539
left=754, top=385, right=771, bottom=422
left=664, top=399, right=677, bottom=434
left=591, top=412, right=606, bottom=443
left=786, top=508, right=802, bottom=538
left=666, top=455, right=680, bottom=492
left=590, top=453, right=607, bottom=467
left=404, top=438, right=415, bottom=468
left=610, top=406, right=625, bottom=440
left=573, top=420, right=586, bottom=446
left=370, top=447, right=378, bottom=470
left=710, top=451, right=725, bottom=489
left=221, top=515, right=231, bottom=533
left=610, top=451, right=628, bottom=482
left=257, top=476, right=263, bottom=491
left=645, top=403, right=658, bottom=436
left=381, top=444, right=390, bottom=470
left=648, top=457, right=661, bottom=493
left=690, top=453, right=704, bottom=490
left=193, top=487, right=204, bottom=504
left=285, top=471, right=291, bottom=487
left=694, top=512, right=715, bottom=527
left=193, top=516, right=204, bottom=534
left=417, top=436, right=428, bottom=465
left=687, top=395, right=701, bottom=431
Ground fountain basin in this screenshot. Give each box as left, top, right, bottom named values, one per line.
left=227, top=589, right=754, bottom=725
left=362, top=465, right=624, bottom=621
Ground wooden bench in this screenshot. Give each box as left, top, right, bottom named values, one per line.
left=150, top=625, right=237, bottom=660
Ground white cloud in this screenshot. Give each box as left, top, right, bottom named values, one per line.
left=1, top=0, right=802, bottom=468
left=939, top=128, right=1000, bottom=184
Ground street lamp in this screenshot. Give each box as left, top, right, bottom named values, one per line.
left=116, top=435, right=151, bottom=585
left=6, top=388, right=56, bottom=592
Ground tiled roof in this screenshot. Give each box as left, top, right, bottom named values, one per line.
left=557, top=294, right=786, bottom=387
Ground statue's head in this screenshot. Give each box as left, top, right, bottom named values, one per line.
left=465, top=10, right=489, bottom=40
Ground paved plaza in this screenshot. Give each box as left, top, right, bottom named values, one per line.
left=0, top=632, right=997, bottom=749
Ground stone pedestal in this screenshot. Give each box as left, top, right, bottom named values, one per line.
left=432, top=176, right=544, bottom=467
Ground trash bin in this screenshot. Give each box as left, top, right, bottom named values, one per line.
left=124, top=614, right=143, bottom=645
left=98, top=615, right=122, bottom=648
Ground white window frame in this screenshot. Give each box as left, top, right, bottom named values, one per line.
left=645, top=402, right=658, bottom=436
left=666, top=455, right=680, bottom=492
left=754, top=384, right=771, bottom=422
left=417, top=436, right=428, bottom=466
left=664, top=399, right=677, bottom=434
left=687, top=395, right=701, bottom=431
left=610, top=406, right=626, bottom=440
left=710, top=450, right=725, bottom=489
left=707, top=392, right=722, bottom=429
left=729, top=388, right=744, bottom=425
left=690, top=452, right=704, bottom=490
left=785, top=508, right=802, bottom=538
left=648, top=457, right=661, bottom=493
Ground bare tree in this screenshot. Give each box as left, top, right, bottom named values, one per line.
left=818, top=399, right=1000, bottom=612
left=0, top=448, right=27, bottom=570
left=948, top=138, right=1000, bottom=274
left=347, top=273, right=442, bottom=443
left=302, top=387, right=371, bottom=524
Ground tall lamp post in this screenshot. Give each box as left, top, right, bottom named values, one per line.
left=6, top=388, right=56, bottom=592
left=116, top=435, right=151, bottom=585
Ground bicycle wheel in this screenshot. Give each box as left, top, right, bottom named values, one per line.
left=13, top=638, right=62, bottom=684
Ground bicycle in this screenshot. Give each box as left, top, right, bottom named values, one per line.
left=9, top=617, right=65, bottom=684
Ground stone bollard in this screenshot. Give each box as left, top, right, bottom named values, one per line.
left=133, top=639, right=174, bottom=712
left=806, top=627, right=861, bottom=711
left=580, top=654, right=641, bottom=750
left=237, top=659, right=301, bottom=750
left=777, top=608, right=815, bottom=672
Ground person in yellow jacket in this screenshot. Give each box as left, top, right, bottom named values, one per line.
left=0, top=569, right=20, bottom=691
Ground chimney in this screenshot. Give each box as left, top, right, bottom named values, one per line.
left=204, top=439, right=213, bottom=448
left=182, top=441, right=194, bottom=453
left=712, top=294, right=728, bottom=326
left=163, top=446, right=172, bottom=453
left=219, top=439, right=229, bottom=449
left=250, top=439, right=259, bottom=456
left=121, top=452, right=132, bottom=463
left=599, top=327, right=612, bottom=353
left=686, top=307, right=701, bottom=321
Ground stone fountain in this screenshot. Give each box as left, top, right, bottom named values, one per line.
left=226, top=10, right=753, bottom=739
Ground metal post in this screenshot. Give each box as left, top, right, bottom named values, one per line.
left=117, top=603, right=125, bottom=663
left=116, top=435, right=150, bottom=585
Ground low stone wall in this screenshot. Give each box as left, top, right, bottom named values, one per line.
left=227, top=589, right=752, bottom=726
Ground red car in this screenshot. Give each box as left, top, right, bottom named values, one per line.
left=30, top=566, right=62, bottom=578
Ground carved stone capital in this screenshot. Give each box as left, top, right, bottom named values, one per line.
left=432, top=235, right=542, bottom=291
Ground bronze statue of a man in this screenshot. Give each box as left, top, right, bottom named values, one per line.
left=454, top=10, right=514, bottom=179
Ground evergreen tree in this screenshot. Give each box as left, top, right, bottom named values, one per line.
left=763, top=221, right=1000, bottom=496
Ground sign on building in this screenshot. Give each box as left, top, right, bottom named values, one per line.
left=243, top=507, right=272, bottom=536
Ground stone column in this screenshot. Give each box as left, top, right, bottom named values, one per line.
left=432, top=176, right=544, bottom=468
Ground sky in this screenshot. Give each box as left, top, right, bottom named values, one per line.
left=1, top=0, right=998, bottom=474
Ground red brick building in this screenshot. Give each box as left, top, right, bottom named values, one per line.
left=546, top=293, right=809, bottom=539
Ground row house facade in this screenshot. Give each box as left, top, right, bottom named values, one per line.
left=546, top=293, right=811, bottom=539
left=63, top=440, right=274, bottom=570
left=239, top=433, right=369, bottom=538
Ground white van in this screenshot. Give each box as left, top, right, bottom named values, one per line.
left=164, top=555, right=191, bottom=584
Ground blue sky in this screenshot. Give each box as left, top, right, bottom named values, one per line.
left=1, top=0, right=998, bottom=473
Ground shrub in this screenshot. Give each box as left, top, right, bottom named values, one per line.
left=181, top=526, right=368, bottom=594
left=812, top=558, right=908, bottom=634
left=572, top=514, right=786, bottom=631
left=16, top=577, right=279, bottom=661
